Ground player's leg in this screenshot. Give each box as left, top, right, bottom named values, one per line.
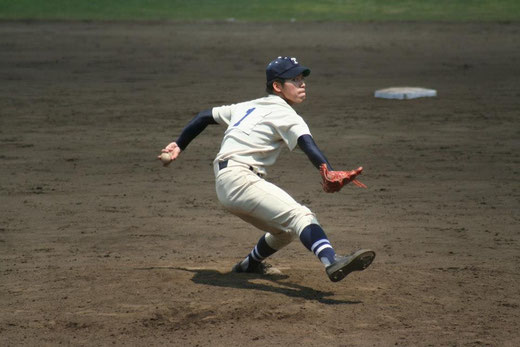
left=299, top=223, right=336, bottom=266
left=216, top=168, right=313, bottom=273
left=299, top=224, right=375, bottom=282
left=216, top=168, right=375, bottom=280
left=222, top=175, right=340, bottom=271
left=232, top=233, right=280, bottom=274
left=228, top=207, right=302, bottom=274
left=233, top=214, right=375, bottom=280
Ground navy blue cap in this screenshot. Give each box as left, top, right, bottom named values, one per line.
left=266, top=56, right=311, bottom=84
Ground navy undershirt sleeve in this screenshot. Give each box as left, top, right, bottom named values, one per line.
left=297, top=134, right=333, bottom=171
left=175, top=109, right=217, bottom=150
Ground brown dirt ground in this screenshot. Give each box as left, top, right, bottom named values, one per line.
left=1, top=21, right=519, bottom=346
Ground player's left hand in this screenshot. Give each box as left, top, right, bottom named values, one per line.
left=319, top=164, right=367, bottom=193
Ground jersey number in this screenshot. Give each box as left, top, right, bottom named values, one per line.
left=233, top=107, right=256, bottom=127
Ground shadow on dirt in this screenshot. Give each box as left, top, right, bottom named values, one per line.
left=136, top=266, right=361, bottom=305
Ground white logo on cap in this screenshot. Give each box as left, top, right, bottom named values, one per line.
left=276, top=56, right=299, bottom=65
left=270, top=56, right=299, bottom=67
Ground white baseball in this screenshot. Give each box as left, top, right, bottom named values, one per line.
left=160, top=152, right=173, bottom=164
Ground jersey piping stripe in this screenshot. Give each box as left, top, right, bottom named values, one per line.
left=233, top=107, right=256, bottom=127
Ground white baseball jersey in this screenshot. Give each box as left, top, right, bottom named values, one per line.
left=212, top=94, right=311, bottom=175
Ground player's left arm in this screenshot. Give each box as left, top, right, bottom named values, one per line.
left=297, top=134, right=333, bottom=170
left=297, top=134, right=366, bottom=191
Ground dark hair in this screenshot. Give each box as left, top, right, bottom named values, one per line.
left=266, top=78, right=286, bottom=94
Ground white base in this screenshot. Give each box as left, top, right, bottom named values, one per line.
left=374, top=87, right=437, bottom=100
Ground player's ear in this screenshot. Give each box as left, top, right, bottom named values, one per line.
left=272, top=80, right=284, bottom=93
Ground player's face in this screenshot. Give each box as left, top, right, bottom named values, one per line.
left=275, top=74, right=306, bottom=105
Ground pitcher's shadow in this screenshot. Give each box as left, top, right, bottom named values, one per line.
left=162, top=266, right=362, bottom=305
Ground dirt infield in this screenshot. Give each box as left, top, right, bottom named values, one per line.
left=1, top=21, right=519, bottom=346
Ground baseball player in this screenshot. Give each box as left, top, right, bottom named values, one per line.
left=159, top=56, right=375, bottom=282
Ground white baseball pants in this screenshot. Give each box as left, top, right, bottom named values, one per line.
left=214, top=161, right=319, bottom=250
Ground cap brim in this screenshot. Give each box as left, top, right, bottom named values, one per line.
left=278, top=66, right=311, bottom=79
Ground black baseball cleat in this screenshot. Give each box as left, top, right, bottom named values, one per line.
left=232, top=261, right=282, bottom=275
left=326, top=249, right=376, bottom=282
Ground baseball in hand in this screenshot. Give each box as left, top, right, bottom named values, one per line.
left=160, top=152, right=173, bottom=165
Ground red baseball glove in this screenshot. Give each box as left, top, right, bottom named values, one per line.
left=319, top=164, right=367, bottom=193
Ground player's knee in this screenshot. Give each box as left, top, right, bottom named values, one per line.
left=265, top=232, right=296, bottom=250
left=269, top=206, right=319, bottom=247
left=293, top=207, right=319, bottom=237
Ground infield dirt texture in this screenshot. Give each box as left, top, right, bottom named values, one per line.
left=1, top=21, right=519, bottom=346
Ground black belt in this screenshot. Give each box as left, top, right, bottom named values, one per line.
left=218, top=160, right=229, bottom=170
left=218, top=160, right=264, bottom=178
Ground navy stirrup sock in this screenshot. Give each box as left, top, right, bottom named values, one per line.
left=240, top=235, right=277, bottom=271
left=299, top=224, right=336, bottom=266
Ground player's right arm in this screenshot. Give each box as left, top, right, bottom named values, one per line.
left=160, top=108, right=217, bottom=160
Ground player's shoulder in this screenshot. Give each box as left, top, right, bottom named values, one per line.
left=256, top=95, right=298, bottom=114
left=215, top=95, right=288, bottom=108
left=214, top=97, right=261, bottom=112
left=214, top=95, right=301, bottom=120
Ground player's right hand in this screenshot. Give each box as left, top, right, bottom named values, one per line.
left=158, top=142, right=182, bottom=161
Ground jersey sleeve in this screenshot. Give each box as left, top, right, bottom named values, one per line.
left=212, top=104, right=235, bottom=126
left=275, top=114, right=312, bottom=151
